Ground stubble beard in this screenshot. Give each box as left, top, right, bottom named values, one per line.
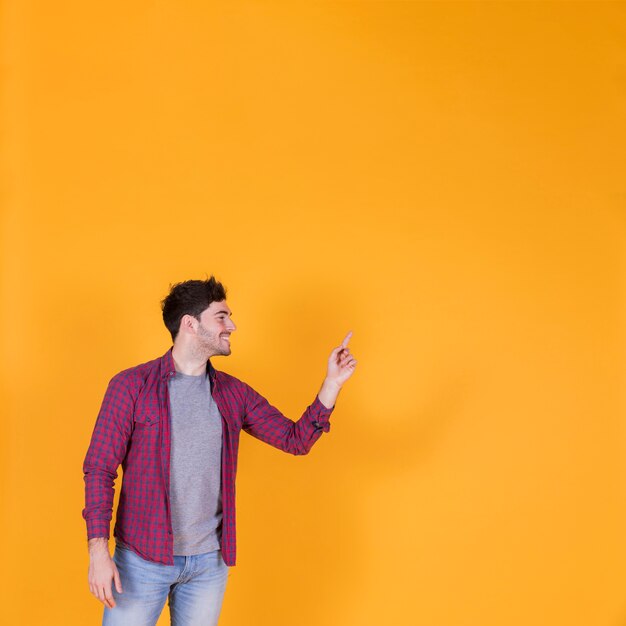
left=197, top=323, right=230, bottom=358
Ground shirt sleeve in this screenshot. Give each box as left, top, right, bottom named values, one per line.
left=82, top=374, right=135, bottom=539
left=242, top=385, right=334, bottom=455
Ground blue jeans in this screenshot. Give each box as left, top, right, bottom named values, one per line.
left=102, top=543, right=229, bottom=626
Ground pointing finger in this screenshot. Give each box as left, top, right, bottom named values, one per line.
left=341, top=331, right=353, bottom=349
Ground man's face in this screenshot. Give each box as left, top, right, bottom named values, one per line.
left=195, top=300, right=237, bottom=357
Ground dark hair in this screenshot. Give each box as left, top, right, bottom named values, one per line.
left=161, top=277, right=227, bottom=342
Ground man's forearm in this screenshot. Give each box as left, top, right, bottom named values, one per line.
left=318, top=378, right=342, bottom=409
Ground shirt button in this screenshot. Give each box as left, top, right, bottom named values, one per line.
left=146, top=417, right=151, bottom=423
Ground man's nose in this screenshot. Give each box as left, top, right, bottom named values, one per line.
left=227, top=319, right=237, bottom=331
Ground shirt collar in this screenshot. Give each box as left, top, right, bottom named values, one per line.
left=160, top=347, right=217, bottom=386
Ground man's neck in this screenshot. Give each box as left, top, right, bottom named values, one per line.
left=171, top=342, right=210, bottom=376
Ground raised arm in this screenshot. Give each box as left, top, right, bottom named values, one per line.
left=242, top=332, right=357, bottom=454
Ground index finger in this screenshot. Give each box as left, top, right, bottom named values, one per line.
left=341, top=331, right=353, bottom=348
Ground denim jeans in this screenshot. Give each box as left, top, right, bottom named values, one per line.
left=102, top=542, right=229, bottom=626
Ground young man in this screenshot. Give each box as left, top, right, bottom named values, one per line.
left=82, top=277, right=357, bottom=625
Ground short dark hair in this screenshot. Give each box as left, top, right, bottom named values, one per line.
left=161, top=277, right=227, bottom=342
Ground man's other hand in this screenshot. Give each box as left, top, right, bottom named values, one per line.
left=88, top=538, right=123, bottom=608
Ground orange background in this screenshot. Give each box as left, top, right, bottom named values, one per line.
left=2, top=2, right=625, bottom=625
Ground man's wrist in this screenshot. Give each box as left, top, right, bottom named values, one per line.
left=318, top=378, right=341, bottom=409
left=88, top=537, right=110, bottom=557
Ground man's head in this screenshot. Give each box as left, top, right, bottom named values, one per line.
left=161, top=277, right=236, bottom=356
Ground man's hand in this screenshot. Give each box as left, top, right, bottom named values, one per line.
left=318, top=332, right=357, bottom=408
left=88, top=538, right=123, bottom=608
left=326, top=331, right=357, bottom=386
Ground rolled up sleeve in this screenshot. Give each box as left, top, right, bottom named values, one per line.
left=82, top=374, right=134, bottom=539
left=242, top=385, right=334, bottom=455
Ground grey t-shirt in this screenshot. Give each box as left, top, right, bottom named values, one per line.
left=168, top=371, right=223, bottom=555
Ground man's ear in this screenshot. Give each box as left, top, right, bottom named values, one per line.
left=179, top=314, right=198, bottom=335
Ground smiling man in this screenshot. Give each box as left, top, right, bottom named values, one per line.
left=82, top=276, right=357, bottom=626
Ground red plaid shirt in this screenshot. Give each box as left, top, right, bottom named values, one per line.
left=82, top=348, right=333, bottom=566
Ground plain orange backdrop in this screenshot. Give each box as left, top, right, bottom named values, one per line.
left=1, top=2, right=625, bottom=625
